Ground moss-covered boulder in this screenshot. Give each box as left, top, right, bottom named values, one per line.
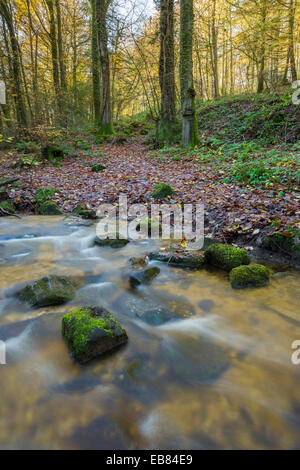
left=0, top=189, right=9, bottom=202
left=148, top=249, right=205, bottom=269
left=129, top=266, right=160, bottom=288
left=151, top=183, right=174, bottom=199
left=205, top=243, right=250, bottom=271
left=17, top=275, right=77, bottom=307
left=262, top=230, right=300, bottom=256
left=62, top=306, right=128, bottom=364
left=72, top=204, right=97, bottom=220
left=0, top=200, right=15, bottom=214
left=91, top=163, right=106, bottom=172
left=41, top=145, right=64, bottom=160
left=94, top=233, right=129, bottom=249
left=38, top=201, right=62, bottom=215
left=230, top=264, right=270, bottom=289
left=136, top=217, right=162, bottom=236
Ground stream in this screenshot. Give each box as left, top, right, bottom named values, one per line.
left=0, top=215, right=300, bottom=449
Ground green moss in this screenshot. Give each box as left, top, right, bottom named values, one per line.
left=262, top=230, right=300, bottom=256
left=0, top=200, right=15, bottom=214
left=91, top=163, right=106, bottom=172
left=62, top=306, right=127, bottom=363
left=129, top=266, right=161, bottom=288
left=205, top=243, right=251, bottom=271
left=230, top=264, right=270, bottom=289
left=72, top=204, right=97, bottom=219
left=151, top=183, right=174, bottom=199
left=94, top=233, right=129, bottom=248
left=136, top=217, right=162, bottom=236
left=148, top=250, right=205, bottom=269
left=17, top=275, right=77, bottom=307
left=38, top=201, right=62, bottom=215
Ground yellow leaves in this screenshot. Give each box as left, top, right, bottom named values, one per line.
left=112, top=55, right=121, bottom=64
left=180, top=238, right=187, bottom=248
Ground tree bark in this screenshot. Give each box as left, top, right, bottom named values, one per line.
left=180, top=0, right=199, bottom=146
left=45, top=0, right=62, bottom=121
left=91, top=0, right=101, bottom=126
left=95, top=0, right=113, bottom=135
left=159, top=0, right=176, bottom=142
left=0, top=0, right=27, bottom=128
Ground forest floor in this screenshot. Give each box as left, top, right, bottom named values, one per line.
left=1, top=93, right=299, bottom=252
left=0, top=135, right=299, bottom=249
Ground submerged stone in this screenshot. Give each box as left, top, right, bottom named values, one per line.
left=136, top=307, right=176, bottom=326
left=128, top=255, right=149, bottom=267
left=230, top=264, right=270, bottom=289
left=63, top=215, right=94, bottom=226
left=62, top=306, right=128, bottom=364
left=129, top=266, right=160, bottom=288
left=205, top=243, right=250, bottom=271
left=148, top=249, right=205, bottom=269
left=165, top=335, right=230, bottom=384
left=94, top=234, right=129, bottom=249
left=17, top=275, right=77, bottom=307
left=38, top=201, right=62, bottom=215
left=262, top=230, right=300, bottom=257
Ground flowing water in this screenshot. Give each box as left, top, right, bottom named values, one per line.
left=0, top=215, right=300, bottom=450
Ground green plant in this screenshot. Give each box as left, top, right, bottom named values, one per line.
left=34, top=187, right=59, bottom=203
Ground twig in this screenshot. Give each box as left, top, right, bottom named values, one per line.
left=0, top=206, right=21, bottom=218
left=0, top=177, right=19, bottom=188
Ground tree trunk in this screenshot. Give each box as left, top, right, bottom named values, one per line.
left=90, top=0, right=101, bottom=126
left=45, top=0, right=62, bottom=121
left=180, top=0, right=199, bottom=146
left=287, top=0, right=297, bottom=82
left=159, top=0, right=176, bottom=142
left=211, top=0, right=219, bottom=99
left=0, top=0, right=27, bottom=128
left=55, top=0, right=66, bottom=92
left=257, top=0, right=267, bottom=93
left=95, top=0, right=113, bottom=135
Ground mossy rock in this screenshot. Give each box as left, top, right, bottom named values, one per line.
left=129, top=255, right=148, bottom=267
left=0, top=200, right=15, bottom=214
left=151, top=183, right=174, bottom=199
left=41, top=145, right=64, bottom=160
left=38, top=201, right=62, bottom=215
left=230, top=264, right=270, bottom=289
left=148, top=250, right=205, bottom=269
left=136, top=217, right=162, bottom=236
left=205, top=243, right=250, bottom=271
left=62, top=306, right=128, bottom=364
left=72, top=204, right=97, bottom=220
left=0, top=189, right=9, bottom=202
left=129, top=266, right=160, bottom=288
left=94, top=233, right=129, bottom=249
left=262, top=230, right=300, bottom=256
left=91, top=163, right=106, bottom=172
left=17, top=275, right=78, bottom=307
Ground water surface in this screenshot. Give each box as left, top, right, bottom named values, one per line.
left=0, top=216, right=299, bottom=449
